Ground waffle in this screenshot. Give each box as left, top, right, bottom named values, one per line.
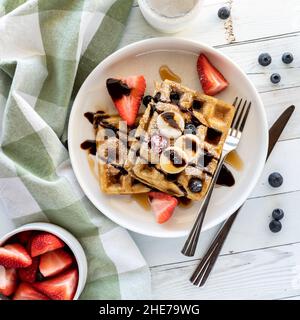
left=95, top=112, right=150, bottom=194
left=125, top=80, right=235, bottom=200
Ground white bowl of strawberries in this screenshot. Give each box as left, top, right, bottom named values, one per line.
left=0, top=223, right=87, bottom=300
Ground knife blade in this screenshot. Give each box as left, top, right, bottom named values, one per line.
left=267, top=105, right=295, bottom=159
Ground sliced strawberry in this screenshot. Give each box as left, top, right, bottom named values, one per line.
left=18, top=257, right=39, bottom=283
left=106, top=75, right=146, bottom=126
left=197, top=53, right=228, bottom=96
left=17, top=231, right=33, bottom=245
left=13, top=283, right=49, bottom=300
left=33, top=268, right=78, bottom=300
left=148, top=192, right=178, bottom=224
left=0, top=244, right=32, bottom=268
left=0, top=266, right=17, bottom=296
left=39, top=249, right=73, bottom=278
left=31, top=232, right=65, bottom=258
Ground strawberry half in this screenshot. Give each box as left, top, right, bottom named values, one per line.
left=0, top=244, right=32, bottom=268
left=0, top=266, right=17, bottom=296
left=106, top=76, right=146, bottom=126
left=39, top=249, right=73, bottom=278
left=33, top=268, right=78, bottom=300
left=148, top=192, right=178, bottom=224
left=13, top=283, right=49, bottom=300
left=18, top=257, right=39, bottom=283
left=30, top=232, right=65, bottom=258
left=197, top=53, right=228, bottom=96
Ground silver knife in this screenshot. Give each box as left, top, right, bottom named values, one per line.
left=190, top=105, right=295, bottom=287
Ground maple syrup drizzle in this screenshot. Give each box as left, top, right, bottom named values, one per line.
left=225, top=150, right=244, bottom=171
left=159, top=65, right=181, bottom=83
left=87, top=154, right=98, bottom=180
left=130, top=193, right=151, bottom=211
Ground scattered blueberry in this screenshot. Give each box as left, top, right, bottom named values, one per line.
left=188, top=178, right=203, bottom=193
left=269, top=220, right=282, bottom=233
left=270, top=73, right=281, bottom=84
left=258, top=53, right=272, bottom=66
left=185, top=123, right=197, bottom=135
left=143, top=95, right=153, bottom=106
left=268, top=172, right=283, bottom=188
left=272, top=208, right=284, bottom=221
left=218, top=7, right=231, bottom=20
left=282, top=52, right=294, bottom=64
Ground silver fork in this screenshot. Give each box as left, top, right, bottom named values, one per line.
left=181, top=98, right=251, bottom=257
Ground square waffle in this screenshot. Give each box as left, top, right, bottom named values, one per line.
left=95, top=112, right=150, bottom=194
left=125, top=79, right=235, bottom=201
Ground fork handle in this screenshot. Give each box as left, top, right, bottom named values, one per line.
left=181, top=157, right=226, bottom=257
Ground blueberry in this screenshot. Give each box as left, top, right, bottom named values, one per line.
left=268, top=172, right=283, bottom=188
left=188, top=178, right=203, bottom=193
left=282, top=52, right=294, bottom=64
left=269, top=220, right=282, bottom=233
left=272, top=208, right=284, bottom=221
left=258, top=53, right=272, bottom=66
left=270, top=73, right=281, bottom=84
left=143, top=95, right=153, bottom=106
left=185, top=123, right=197, bottom=135
left=218, top=7, right=230, bottom=20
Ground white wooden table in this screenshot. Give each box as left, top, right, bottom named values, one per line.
left=123, top=0, right=300, bottom=300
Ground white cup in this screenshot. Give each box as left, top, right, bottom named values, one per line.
left=138, top=0, right=202, bottom=33
left=0, top=222, right=88, bottom=300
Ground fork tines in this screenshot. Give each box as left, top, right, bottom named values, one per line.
left=230, top=98, right=251, bottom=136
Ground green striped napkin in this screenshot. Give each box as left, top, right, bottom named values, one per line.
left=0, top=0, right=151, bottom=299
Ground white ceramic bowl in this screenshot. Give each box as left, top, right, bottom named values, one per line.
left=68, top=38, right=268, bottom=238
left=0, top=222, right=87, bottom=300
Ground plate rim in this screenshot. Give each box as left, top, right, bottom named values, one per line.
left=68, top=37, right=269, bottom=238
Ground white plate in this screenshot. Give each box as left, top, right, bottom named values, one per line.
left=68, top=38, right=268, bottom=238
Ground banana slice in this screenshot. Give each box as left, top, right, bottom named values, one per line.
left=160, top=146, right=188, bottom=174
left=175, top=134, right=201, bottom=160
left=157, top=111, right=184, bottom=138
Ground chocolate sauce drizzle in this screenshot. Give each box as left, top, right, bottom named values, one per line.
left=217, top=165, right=235, bottom=187
left=151, top=93, right=235, bottom=188
left=161, top=112, right=181, bottom=130
left=80, top=140, right=96, bottom=155
left=82, top=97, right=236, bottom=191
left=106, top=78, right=131, bottom=100
left=163, top=149, right=186, bottom=168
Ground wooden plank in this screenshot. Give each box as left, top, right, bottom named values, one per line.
left=151, top=243, right=300, bottom=300
left=219, top=34, right=300, bottom=94
left=132, top=187, right=300, bottom=267
left=261, top=87, right=300, bottom=142
left=280, top=295, right=300, bottom=300
left=121, top=0, right=300, bottom=48
left=132, top=137, right=300, bottom=267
